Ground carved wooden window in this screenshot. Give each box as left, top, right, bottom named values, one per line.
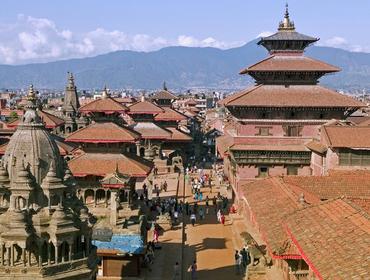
left=257, top=166, right=269, bottom=178
left=339, top=149, right=370, bottom=166
left=285, top=125, right=302, bottom=137
left=287, top=166, right=298, bottom=175
left=255, top=126, right=272, bottom=136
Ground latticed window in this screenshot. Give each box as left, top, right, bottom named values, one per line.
left=255, top=126, right=271, bottom=136
left=286, top=125, right=300, bottom=137
left=339, top=149, right=370, bottom=166
left=257, top=166, right=269, bottom=178
left=287, top=165, right=298, bottom=175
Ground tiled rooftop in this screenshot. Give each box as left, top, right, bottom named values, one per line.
left=285, top=199, right=370, bottom=280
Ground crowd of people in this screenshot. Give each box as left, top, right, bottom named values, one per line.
left=143, top=160, right=236, bottom=278
left=234, top=246, right=251, bottom=276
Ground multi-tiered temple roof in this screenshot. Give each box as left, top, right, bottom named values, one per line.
left=66, top=122, right=140, bottom=143
left=222, top=5, right=363, bottom=112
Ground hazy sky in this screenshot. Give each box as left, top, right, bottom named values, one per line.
left=0, top=0, right=369, bottom=64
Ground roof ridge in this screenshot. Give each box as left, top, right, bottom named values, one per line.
left=240, top=56, right=275, bottom=74
left=271, top=177, right=302, bottom=207
left=65, top=122, right=92, bottom=139
left=303, top=55, right=341, bottom=71
left=225, top=85, right=263, bottom=105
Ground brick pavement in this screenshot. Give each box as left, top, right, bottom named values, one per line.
left=182, top=172, right=245, bottom=280
left=142, top=170, right=283, bottom=280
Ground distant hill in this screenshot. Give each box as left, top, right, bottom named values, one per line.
left=0, top=40, right=370, bottom=90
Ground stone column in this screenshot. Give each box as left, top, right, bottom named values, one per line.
left=69, top=243, right=72, bottom=261
left=10, top=245, right=14, bottom=266
left=22, top=248, right=26, bottom=266
left=47, top=243, right=51, bottom=265
left=55, top=245, right=58, bottom=264
left=7, top=247, right=10, bottom=266
left=38, top=245, right=42, bottom=267
left=61, top=243, right=65, bottom=263
left=110, top=190, right=118, bottom=226
left=94, top=190, right=97, bottom=207
left=136, top=142, right=141, bottom=156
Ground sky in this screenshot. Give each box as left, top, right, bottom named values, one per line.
left=0, top=0, right=369, bottom=64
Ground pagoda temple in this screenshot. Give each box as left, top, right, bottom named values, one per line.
left=127, top=90, right=192, bottom=164
left=217, top=5, right=364, bottom=198
left=65, top=87, right=153, bottom=216
left=0, top=85, right=97, bottom=279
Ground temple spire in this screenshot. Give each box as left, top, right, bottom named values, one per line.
left=63, top=72, right=80, bottom=112
left=67, top=72, right=75, bottom=89
left=278, top=3, right=295, bottom=31
left=163, top=81, right=168, bottom=91
left=102, top=85, right=109, bottom=99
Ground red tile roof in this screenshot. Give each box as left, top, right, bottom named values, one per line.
left=39, top=111, right=65, bottom=128
left=322, top=126, right=370, bottom=148
left=154, top=107, right=187, bottom=121
left=230, top=143, right=308, bottom=152
left=165, top=127, right=192, bottom=142
left=282, top=171, right=370, bottom=200
left=241, top=178, right=302, bottom=258
left=68, top=152, right=153, bottom=177
left=0, top=142, right=7, bottom=155
left=131, top=122, right=171, bottom=139
left=6, top=110, right=65, bottom=129
left=285, top=199, right=370, bottom=280
left=113, top=97, right=136, bottom=104
left=127, top=100, right=164, bottom=115
left=79, top=97, right=127, bottom=113
left=222, top=85, right=364, bottom=108
left=216, top=135, right=233, bottom=157
left=54, top=140, right=78, bottom=156
left=0, top=109, right=24, bottom=117
left=240, top=55, right=340, bottom=74
left=305, top=139, right=327, bottom=154
left=151, top=90, right=177, bottom=100
left=66, top=122, right=140, bottom=143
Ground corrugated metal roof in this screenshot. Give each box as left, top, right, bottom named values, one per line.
left=93, top=234, right=145, bottom=255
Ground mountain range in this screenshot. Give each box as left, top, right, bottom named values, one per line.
left=1, top=40, right=370, bottom=91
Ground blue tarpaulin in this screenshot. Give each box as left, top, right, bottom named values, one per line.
left=93, top=234, right=145, bottom=254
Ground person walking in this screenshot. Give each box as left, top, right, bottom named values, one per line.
left=173, top=261, right=180, bottom=280
left=235, top=250, right=242, bottom=275
left=190, top=212, right=196, bottom=226
left=240, top=247, right=248, bottom=275
left=199, top=207, right=204, bottom=220
left=173, top=210, right=179, bottom=224
left=190, top=260, right=197, bottom=279
left=153, top=225, right=159, bottom=243
left=185, top=201, right=189, bottom=215
left=217, top=209, right=221, bottom=223
left=221, top=213, right=225, bottom=225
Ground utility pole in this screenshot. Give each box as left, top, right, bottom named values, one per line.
left=181, top=170, right=186, bottom=280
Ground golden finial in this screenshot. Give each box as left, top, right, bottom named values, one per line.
left=27, top=84, right=36, bottom=101
left=278, top=2, right=295, bottom=31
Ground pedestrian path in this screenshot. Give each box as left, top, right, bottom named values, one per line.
left=182, top=171, right=245, bottom=280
